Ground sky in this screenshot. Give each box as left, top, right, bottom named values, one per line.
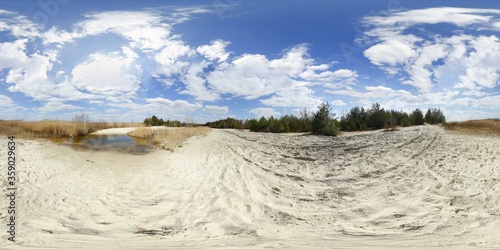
left=0, top=0, right=499, bottom=123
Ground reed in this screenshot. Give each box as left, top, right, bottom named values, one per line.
left=0, top=117, right=143, bottom=139
left=445, top=119, right=500, bottom=135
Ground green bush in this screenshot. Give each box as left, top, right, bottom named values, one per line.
left=312, top=102, right=338, bottom=136
left=411, top=109, right=424, bottom=125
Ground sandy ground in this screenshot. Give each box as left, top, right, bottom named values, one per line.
left=1, top=125, right=499, bottom=249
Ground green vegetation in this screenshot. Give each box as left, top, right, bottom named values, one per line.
left=311, top=102, right=338, bottom=136
left=424, top=108, right=446, bottom=124
left=339, top=104, right=445, bottom=131
left=205, top=117, right=244, bottom=129
left=143, top=115, right=185, bottom=127
left=206, top=103, right=338, bottom=136
left=204, top=103, right=446, bottom=136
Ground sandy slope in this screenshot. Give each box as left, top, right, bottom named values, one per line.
left=0, top=125, right=499, bottom=249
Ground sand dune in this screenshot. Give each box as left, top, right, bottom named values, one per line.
left=1, top=125, right=499, bottom=248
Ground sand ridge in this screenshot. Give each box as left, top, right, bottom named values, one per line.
left=0, top=125, right=499, bottom=248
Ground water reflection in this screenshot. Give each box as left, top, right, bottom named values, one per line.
left=54, top=134, right=155, bottom=155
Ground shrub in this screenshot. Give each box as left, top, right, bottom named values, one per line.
left=312, top=102, right=338, bottom=136
left=411, top=109, right=424, bottom=125
left=368, top=103, right=388, bottom=129
left=424, top=108, right=446, bottom=124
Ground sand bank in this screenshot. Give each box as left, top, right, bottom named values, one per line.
left=0, top=125, right=499, bottom=248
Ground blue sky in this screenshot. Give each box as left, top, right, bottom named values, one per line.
left=0, top=0, right=499, bottom=122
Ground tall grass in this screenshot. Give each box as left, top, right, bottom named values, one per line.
left=0, top=116, right=143, bottom=139
left=445, top=119, right=500, bottom=135
left=128, top=127, right=211, bottom=151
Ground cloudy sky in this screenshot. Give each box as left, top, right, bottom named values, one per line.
left=0, top=0, right=499, bottom=122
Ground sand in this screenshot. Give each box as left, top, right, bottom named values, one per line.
left=1, top=125, right=499, bottom=249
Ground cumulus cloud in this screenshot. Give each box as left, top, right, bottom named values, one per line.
left=331, top=100, right=347, bottom=106
left=364, top=7, right=500, bottom=28
left=249, top=107, right=281, bottom=118
left=196, top=39, right=231, bottom=62
left=203, top=44, right=350, bottom=102
left=38, top=99, right=84, bottom=112
left=203, top=105, right=229, bottom=115
left=260, top=87, right=323, bottom=110
left=459, top=67, right=499, bottom=89
left=362, top=7, right=500, bottom=93
left=364, top=40, right=416, bottom=67
left=179, top=61, right=220, bottom=101
left=0, top=39, right=29, bottom=69
left=71, top=47, right=140, bottom=96
left=145, top=97, right=202, bottom=113
left=0, top=94, right=15, bottom=107
left=5, top=53, right=55, bottom=100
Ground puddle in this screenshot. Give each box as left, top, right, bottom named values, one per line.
left=52, top=134, right=155, bottom=155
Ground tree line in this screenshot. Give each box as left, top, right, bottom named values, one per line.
left=204, top=103, right=446, bottom=136
left=143, top=115, right=185, bottom=127
left=339, top=104, right=445, bottom=131
left=206, top=103, right=338, bottom=136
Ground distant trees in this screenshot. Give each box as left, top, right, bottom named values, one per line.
left=339, top=104, right=445, bottom=131
left=205, top=117, right=244, bottom=129
left=206, top=103, right=338, bottom=136
left=204, top=103, right=446, bottom=136
left=424, top=108, right=446, bottom=124
left=143, top=115, right=183, bottom=127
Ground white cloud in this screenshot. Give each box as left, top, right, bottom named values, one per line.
left=362, top=7, right=500, bottom=95
left=0, top=39, right=29, bottom=69
left=327, top=85, right=413, bottom=99
left=179, top=61, right=220, bottom=101
left=364, top=7, right=500, bottom=28
left=203, top=105, right=228, bottom=115
left=331, top=100, right=346, bottom=106
left=72, top=11, right=171, bottom=50
left=71, top=47, right=140, bottom=96
left=260, top=87, right=323, bottom=110
left=204, top=44, right=346, bottom=101
left=196, top=39, right=231, bottom=62
left=249, top=107, right=281, bottom=118
left=328, top=85, right=463, bottom=112
left=463, top=90, right=487, bottom=97
left=364, top=40, right=416, bottom=67
left=5, top=53, right=55, bottom=100
left=457, top=67, right=499, bottom=90
left=38, top=99, right=84, bottom=112
left=145, top=97, right=202, bottom=113
left=0, top=94, right=15, bottom=107
left=155, top=39, right=193, bottom=66
left=0, top=11, right=41, bottom=38
left=451, top=95, right=500, bottom=110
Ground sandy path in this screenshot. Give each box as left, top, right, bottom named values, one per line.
left=0, top=125, right=499, bottom=248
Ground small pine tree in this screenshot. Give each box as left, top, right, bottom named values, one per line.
left=312, top=102, right=338, bottom=136
left=411, top=109, right=424, bottom=125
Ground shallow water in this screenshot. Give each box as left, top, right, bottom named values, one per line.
left=53, top=134, right=155, bottom=155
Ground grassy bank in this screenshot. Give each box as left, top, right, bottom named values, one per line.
left=0, top=117, right=142, bottom=139
left=128, top=127, right=211, bottom=151
left=445, top=119, right=500, bottom=135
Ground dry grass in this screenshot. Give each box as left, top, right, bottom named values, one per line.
left=445, top=119, right=500, bottom=135
left=0, top=119, right=143, bottom=139
left=128, top=126, right=212, bottom=151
